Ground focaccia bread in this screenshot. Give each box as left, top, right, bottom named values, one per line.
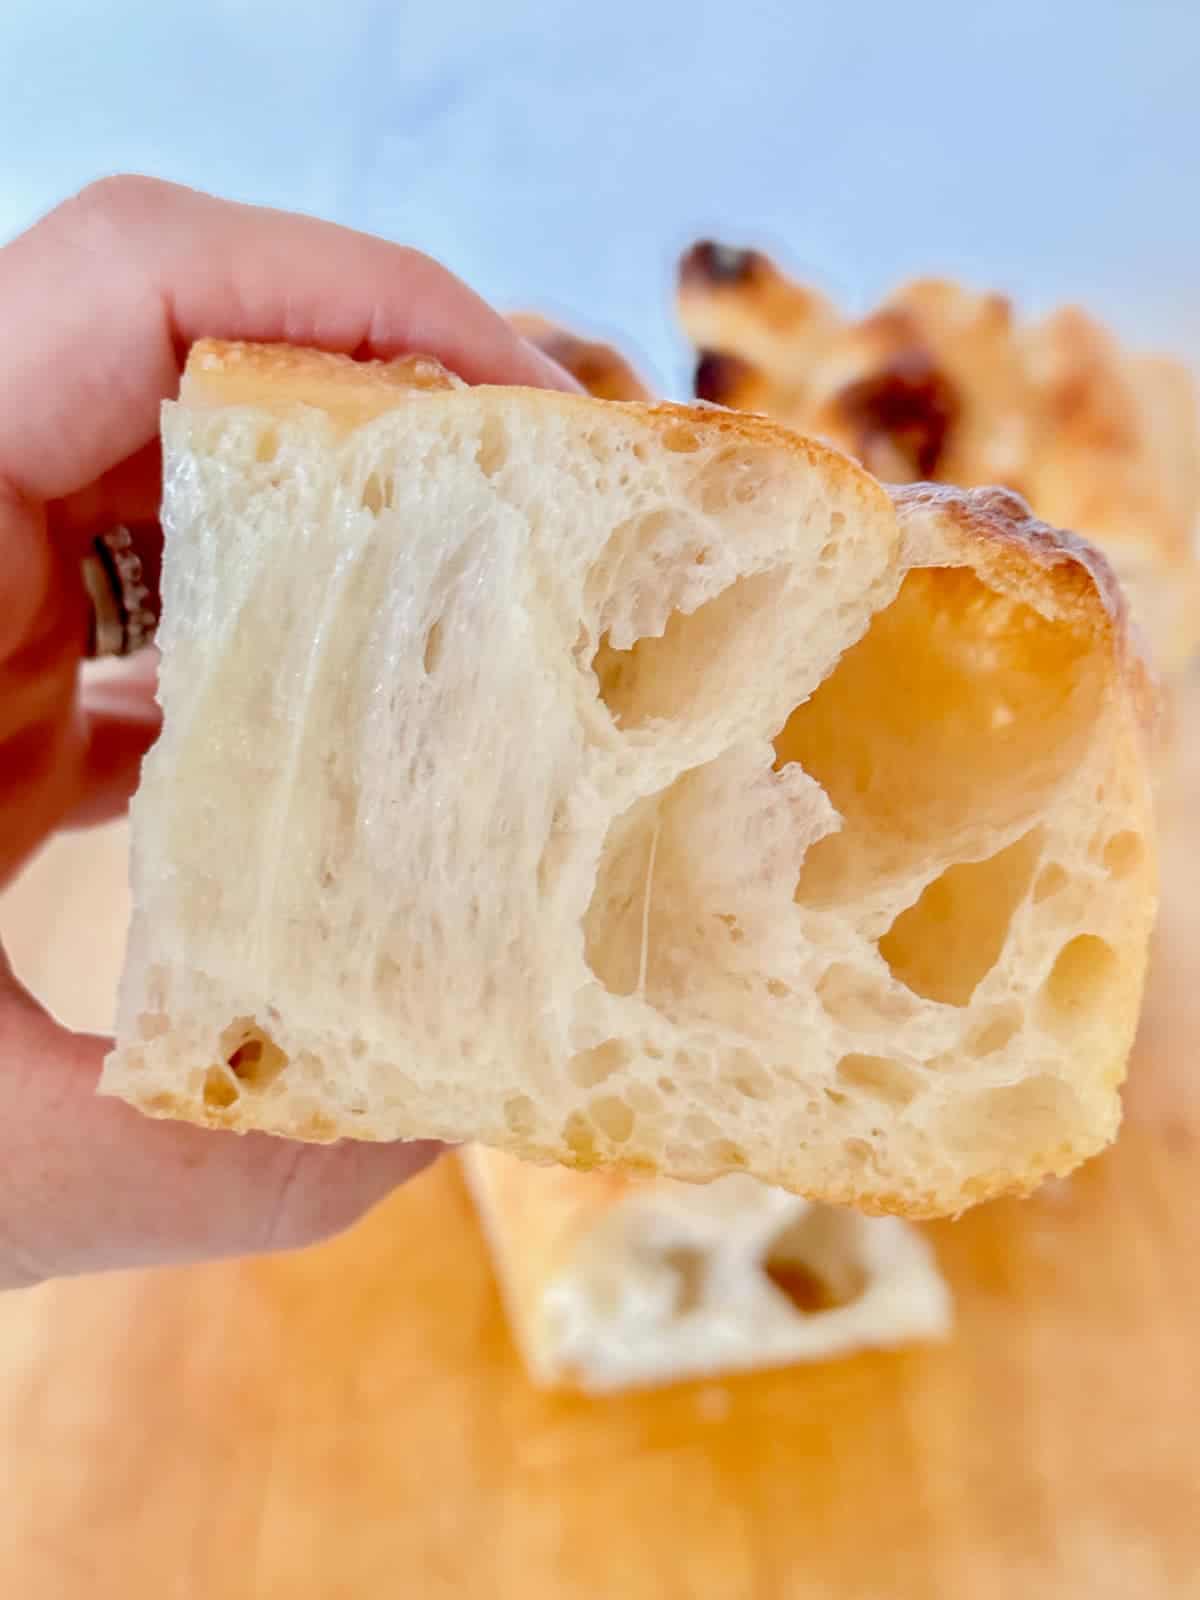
left=678, top=243, right=1200, bottom=672
left=509, top=312, right=653, bottom=401
left=463, top=1146, right=950, bottom=1392
left=101, top=339, right=1157, bottom=1218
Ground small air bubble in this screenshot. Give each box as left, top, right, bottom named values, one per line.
left=220, top=1023, right=288, bottom=1089
left=661, top=424, right=701, bottom=453
left=202, top=1066, right=239, bottom=1110
left=255, top=428, right=279, bottom=464
left=590, top=1095, right=635, bottom=1143
left=568, top=1041, right=628, bottom=1088
left=423, top=619, right=445, bottom=674
left=361, top=472, right=392, bottom=514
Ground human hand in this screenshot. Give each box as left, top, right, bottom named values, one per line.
left=0, top=176, right=578, bottom=1289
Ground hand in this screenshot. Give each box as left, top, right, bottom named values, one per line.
left=0, top=176, right=578, bottom=1290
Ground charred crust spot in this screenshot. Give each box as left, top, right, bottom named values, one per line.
left=680, top=240, right=760, bottom=288
left=834, top=353, right=960, bottom=479
left=693, top=349, right=753, bottom=405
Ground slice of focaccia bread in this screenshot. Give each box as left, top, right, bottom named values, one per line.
left=462, top=1145, right=950, bottom=1393
left=101, top=339, right=1157, bottom=1218
left=678, top=242, right=1200, bottom=673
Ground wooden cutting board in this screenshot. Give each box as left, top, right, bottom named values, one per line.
left=2, top=696, right=1198, bottom=1600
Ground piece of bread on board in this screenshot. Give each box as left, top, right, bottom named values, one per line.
left=100, top=339, right=1157, bottom=1218
left=462, top=1145, right=950, bottom=1392
left=678, top=243, right=1200, bottom=673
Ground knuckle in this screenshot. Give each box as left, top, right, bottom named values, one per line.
left=59, top=174, right=180, bottom=259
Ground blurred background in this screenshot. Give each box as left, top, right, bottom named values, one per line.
left=3, top=5, right=1199, bottom=1595
left=4, top=0, right=1200, bottom=390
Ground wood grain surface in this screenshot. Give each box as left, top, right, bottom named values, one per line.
left=1, top=689, right=1198, bottom=1600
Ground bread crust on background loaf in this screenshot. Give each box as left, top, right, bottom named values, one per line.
left=100, top=340, right=1157, bottom=1218
left=678, top=242, right=1200, bottom=673
left=508, top=312, right=653, bottom=402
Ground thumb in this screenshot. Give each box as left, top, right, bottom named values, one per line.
left=0, top=952, right=441, bottom=1289
left=68, top=651, right=163, bottom=829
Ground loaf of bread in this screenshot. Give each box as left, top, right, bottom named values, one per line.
left=463, top=1146, right=950, bottom=1391
left=678, top=243, right=1200, bottom=672
left=101, top=339, right=1157, bottom=1218
left=509, top=312, right=653, bottom=401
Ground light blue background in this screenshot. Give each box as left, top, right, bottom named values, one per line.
left=3, top=1, right=1198, bottom=391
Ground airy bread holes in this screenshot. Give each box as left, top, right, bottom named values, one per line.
left=220, top=1022, right=289, bottom=1090
left=255, top=427, right=279, bottom=464
left=661, top=424, right=701, bottom=453
left=202, top=1067, right=239, bottom=1110
left=568, top=1040, right=630, bottom=1087
left=422, top=618, right=445, bottom=675
left=583, top=792, right=662, bottom=999
left=563, top=1111, right=599, bottom=1165
left=762, top=1208, right=868, bottom=1313
left=475, top=415, right=509, bottom=478
left=836, top=1052, right=921, bottom=1107
left=592, top=570, right=778, bottom=728
left=731, top=1056, right=772, bottom=1098
left=817, top=963, right=918, bottom=1027
left=590, top=1095, right=635, bottom=1143
left=698, top=448, right=767, bottom=513
left=777, top=568, right=1103, bottom=906
left=1040, top=935, right=1119, bottom=1036
left=1099, top=830, right=1144, bottom=879
left=360, top=472, right=393, bottom=513
left=967, top=1008, right=1022, bottom=1056
left=712, top=1139, right=748, bottom=1167
left=877, top=830, right=1043, bottom=1007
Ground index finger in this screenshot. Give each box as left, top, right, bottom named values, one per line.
left=0, top=175, right=579, bottom=505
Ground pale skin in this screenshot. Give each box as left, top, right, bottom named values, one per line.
left=0, top=176, right=580, bottom=1291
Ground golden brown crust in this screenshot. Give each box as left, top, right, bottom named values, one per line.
left=893, top=483, right=1126, bottom=634
left=891, top=482, right=1162, bottom=754
left=184, top=338, right=459, bottom=430
left=507, top=313, right=652, bottom=401
left=675, top=243, right=1200, bottom=672
left=181, top=337, right=898, bottom=525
